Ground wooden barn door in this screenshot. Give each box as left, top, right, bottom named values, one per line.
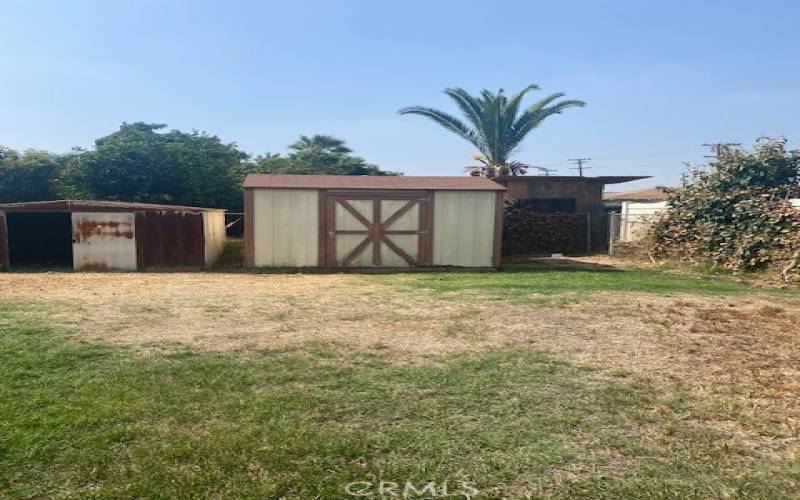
left=324, top=191, right=432, bottom=268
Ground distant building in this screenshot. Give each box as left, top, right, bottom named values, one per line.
left=604, top=187, right=674, bottom=243
left=603, top=187, right=670, bottom=205
left=493, top=175, right=649, bottom=252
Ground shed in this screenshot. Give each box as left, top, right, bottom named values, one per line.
left=243, top=174, right=506, bottom=269
left=0, top=200, right=226, bottom=271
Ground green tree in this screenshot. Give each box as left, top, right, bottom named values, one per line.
left=67, top=123, right=248, bottom=210
left=399, top=85, right=585, bottom=177
left=250, top=135, right=398, bottom=176
left=289, top=134, right=352, bottom=154
left=0, top=147, right=69, bottom=203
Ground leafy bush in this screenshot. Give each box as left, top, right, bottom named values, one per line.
left=650, top=139, right=800, bottom=273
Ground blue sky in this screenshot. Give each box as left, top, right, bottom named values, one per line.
left=2, top=0, right=798, bottom=190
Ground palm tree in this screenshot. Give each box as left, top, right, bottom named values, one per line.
left=399, top=85, right=585, bottom=177
left=289, top=134, right=352, bottom=154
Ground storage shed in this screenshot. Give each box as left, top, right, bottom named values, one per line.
left=0, top=200, right=226, bottom=271
left=243, top=175, right=506, bottom=269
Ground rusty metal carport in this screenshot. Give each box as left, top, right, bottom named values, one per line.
left=0, top=200, right=226, bottom=271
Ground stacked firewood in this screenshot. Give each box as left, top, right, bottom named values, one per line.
left=501, top=199, right=587, bottom=256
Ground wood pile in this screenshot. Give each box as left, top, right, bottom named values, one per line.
left=502, top=199, right=587, bottom=256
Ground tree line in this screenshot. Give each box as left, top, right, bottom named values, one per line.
left=1, top=84, right=586, bottom=211
left=0, top=123, right=398, bottom=212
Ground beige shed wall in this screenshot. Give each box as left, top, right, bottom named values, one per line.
left=202, top=211, right=226, bottom=268
left=253, top=188, right=319, bottom=267
left=433, top=191, right=496, bottom=267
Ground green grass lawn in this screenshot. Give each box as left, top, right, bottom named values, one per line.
left=1, top=267, right=798, bottom=498
left=407, top=265, right=770, bottom=296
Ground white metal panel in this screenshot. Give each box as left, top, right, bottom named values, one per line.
left=203, top=211, right=226, bottom=268
left=619, top=201, right=668, bottom=242
left=253, top=188, right=319, bottom=267
left=71, top=212, right=137, bottom=271
left=433, top=191, right=495, bottom=267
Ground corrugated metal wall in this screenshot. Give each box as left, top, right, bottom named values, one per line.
left=136, top=211, right=205, bottom=270
left=203, top=211, right=226, bottom=267
left=0, top=212, right=9, bottom=269
left=72, top=212, right=137, bottom=271
left=433, top=191, right=496, bottom=267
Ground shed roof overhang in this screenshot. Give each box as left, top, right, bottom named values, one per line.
left=0, top=200, right=225, bottom=213
left=494, top=175, right=650, bottom=185
left=243, top=174, right=506, bottom=191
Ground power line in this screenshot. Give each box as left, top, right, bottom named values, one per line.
left=568, top=158, right=591, bottom=176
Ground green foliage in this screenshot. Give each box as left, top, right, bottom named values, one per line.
left=0, top=147, right=69, bottom=203
left=399, top=85, right=585, bottom=177
left=651, top=138, right=800, bottom=272
left=1, top=127, right=394, bottom=211
left=289, top=134, right=352, bottom=154
left=66, top=122, right=248, bottom=210
left=250, top=134, right=399, bottom=176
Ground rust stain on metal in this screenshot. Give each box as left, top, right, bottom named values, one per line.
left=73, top=219, right=134, bottom=243
left=78, top=261, right=110, bottom=272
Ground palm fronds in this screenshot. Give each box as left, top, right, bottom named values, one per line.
left=400, top=85, right=585, bottom=177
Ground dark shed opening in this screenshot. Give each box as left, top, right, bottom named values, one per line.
left=7, top=212, right=73, bottom=268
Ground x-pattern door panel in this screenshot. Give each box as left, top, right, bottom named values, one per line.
left=325, top=193, right=432, bottom=268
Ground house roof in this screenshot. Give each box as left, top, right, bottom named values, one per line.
left=494, top=175, right=650, bottom=185
left=0, top=199, right=225, bottom=212
left=243, top=174, right=506, bottom=191
left=603, top=187, right=671, bottom=202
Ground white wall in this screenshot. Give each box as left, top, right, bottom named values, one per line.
left=618, top=201, right=668, bottom=242
left=791, top=199, right=800, bottom=208
left=432, top=191, right=496, bottom=267
left=253, top=188, right=319, bottom=267
left=203, top=211, right=226, bottom=268
left=71, top=212, right=137, bottom=271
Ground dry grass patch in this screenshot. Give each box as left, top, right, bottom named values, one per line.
left=2, top=271, right=799, bottom=453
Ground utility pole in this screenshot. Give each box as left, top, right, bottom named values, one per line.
left=568, top=158, right=591, bottom=176
left=702, top=142, right=741, bottom=158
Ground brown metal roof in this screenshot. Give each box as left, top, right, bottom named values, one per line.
left=603, top=187, right=671, bottom=202
left=243, top=174, right=506, bottom=191
left=495, top=175, right=650, bottom=185
left=0, top=199, right=225, bottom=212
